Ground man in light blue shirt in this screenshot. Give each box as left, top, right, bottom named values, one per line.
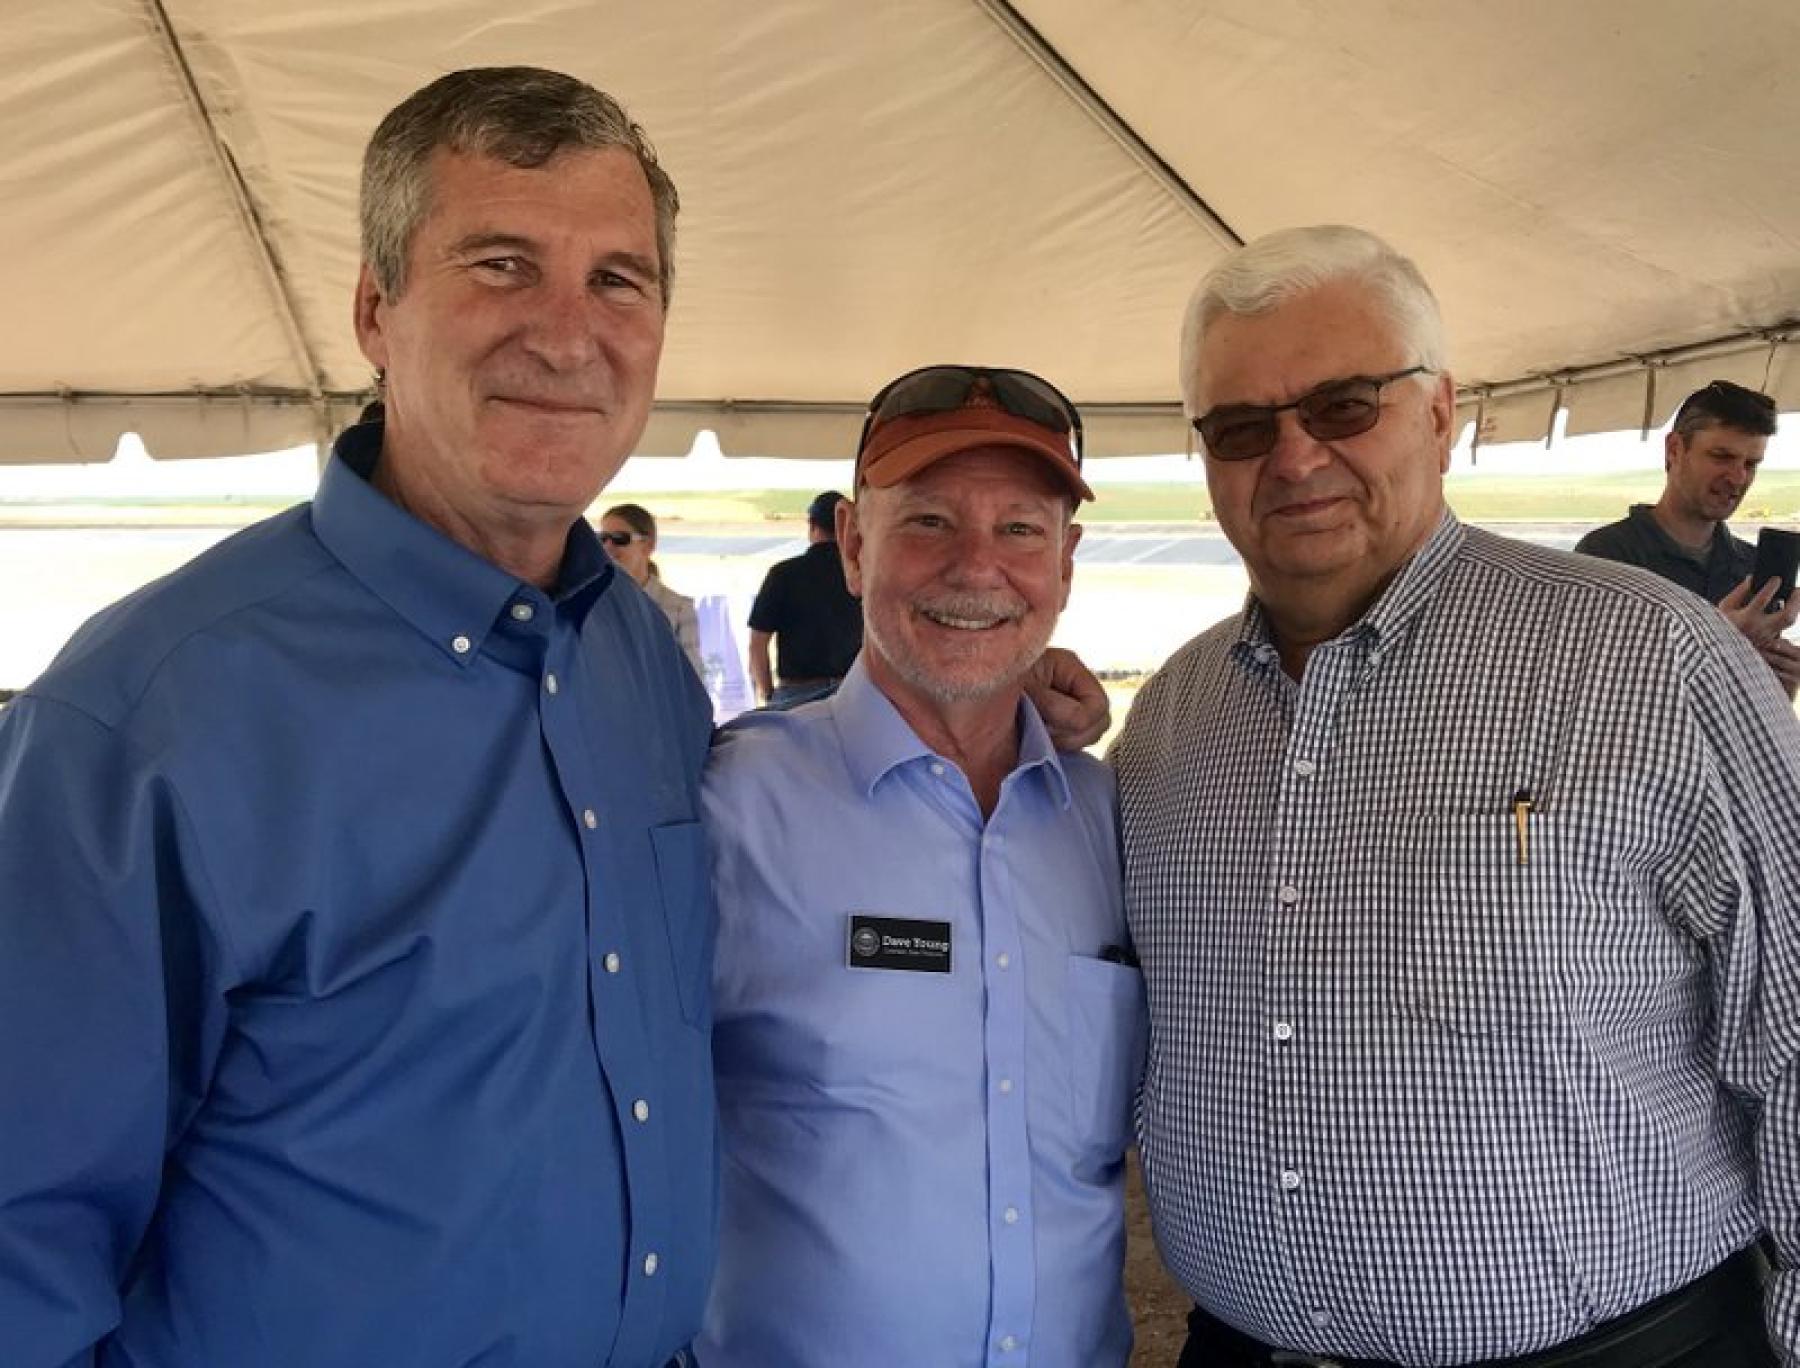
left=0, top=69, right=714, bottom=1366
left=697, top=366, right=1145, bottom=1367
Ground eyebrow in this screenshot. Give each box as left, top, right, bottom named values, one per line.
left=446, top=234, right=659, bottom=282
left=447, top=232, right=538, bottom=258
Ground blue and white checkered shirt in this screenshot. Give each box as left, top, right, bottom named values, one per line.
left=1111, top=511, right=1800, bottom=1366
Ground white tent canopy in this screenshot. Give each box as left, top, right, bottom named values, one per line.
left=6, top=0, right=1799, bottom=465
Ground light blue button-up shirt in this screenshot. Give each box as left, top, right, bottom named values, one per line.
left=697, top=660, right=1143, bottom=1368
left=0, top=424, right=717, bottom=1367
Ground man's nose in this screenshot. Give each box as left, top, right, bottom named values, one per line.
left=943, top=526, right=1008, bottom=584
left=1262, top=409, right=1335, bottom=480
left=522, top=281, right=602, bottom=370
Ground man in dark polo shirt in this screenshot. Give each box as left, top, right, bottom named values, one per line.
left=748, top=491, right=864, bottom=707
left=1577, top=379, right=1799, bottom=697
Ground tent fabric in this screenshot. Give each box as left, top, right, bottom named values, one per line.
left=4, top=0, right=1798, bottom=464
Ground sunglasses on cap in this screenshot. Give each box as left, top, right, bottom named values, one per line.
left=1193, top=365, right=1434, bottom=462
left=1671, top=379, right=1777, bottom=426
left=598, top=530, right=646, bottom=548
left=856, top=365, right=1084, bottom=469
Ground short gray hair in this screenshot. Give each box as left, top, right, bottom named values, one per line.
left=1179, top=225, right=1446, bottom=413
left=361, top=67, right=679, bottom=304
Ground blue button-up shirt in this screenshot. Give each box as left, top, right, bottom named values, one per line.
left=0, top=425, right=717, bottom=1367
left=696, top=660, right=1142, bottom=1368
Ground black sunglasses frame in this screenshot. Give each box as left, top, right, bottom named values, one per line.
left=856, top=365, right=1085, bottom=472
left=1193, top=365, right=1435, bottom=461
left=598, top=530, right=646, bottom=547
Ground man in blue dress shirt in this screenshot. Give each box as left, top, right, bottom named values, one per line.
left=696, top=366, right=1146, bottom=1367
left=0, top=69, right=715, bottom=1366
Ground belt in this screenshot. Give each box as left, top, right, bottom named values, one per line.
left=1185, top=1244, right=1770, bottom=1368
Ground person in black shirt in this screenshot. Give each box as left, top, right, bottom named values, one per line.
left=1576, top=379, right=1798, bottom=697
left=748, top=490, right=863, bottom=707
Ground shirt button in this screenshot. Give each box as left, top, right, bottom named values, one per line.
left=544, top=672, right=560, bottom=695
left=632, top=1099, right=650, bottom=1123
left=997, top=1078, right=1014, bottom=1095
left=604, top=952, right=622, bottom=974
left=510, top=602, right=535, bottom=622
left=1311, top=1307, right=1333, bottom=1328
left=1277, top=884, right=1301, bottom=907
left=929, top=761, right=946, bottom=777
left=999, top=1335, right=1018, bottom=1353
left=1003, top=1206, right=1019, bottom=1225
left=1280, top=1168, right=1303, bottom=1192
left=582, top=808, right=598, bottom=829
left=1293, top=757, right=1316, bottom=777
left=995, top=952, right=1011, bottom=970
left=450, top=634, right=472, bottom=655
left=642, top=1252, right=659, bottom=1277
left=1273, top=1021, right=1295, bottom=1043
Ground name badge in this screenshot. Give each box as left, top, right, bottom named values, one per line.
left=846, top=914, right=952, bottom=973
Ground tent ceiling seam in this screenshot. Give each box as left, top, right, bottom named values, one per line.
left=140, top=0, right=326, bottom=414
left=971, top=0, right=1243, bottom=250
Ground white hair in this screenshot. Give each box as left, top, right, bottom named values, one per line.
left=1178, top=225, right=1448, bottom=414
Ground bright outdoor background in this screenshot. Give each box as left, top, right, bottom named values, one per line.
left=3, top=423, right=1799, bottom=725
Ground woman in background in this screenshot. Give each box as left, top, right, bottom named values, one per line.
left=600, top=503, right=703, bottom=676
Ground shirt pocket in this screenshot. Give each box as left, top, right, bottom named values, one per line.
left=1065, top=954, right=1147, bottom=1170
left=1374, top=810, right=1564, bottom=1036
left=651, top=821, right=716, bottom=1031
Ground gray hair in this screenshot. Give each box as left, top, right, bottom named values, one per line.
left=361, top=67, right=679, bottom=304
left=1179, top=225, right=1446, bottom=413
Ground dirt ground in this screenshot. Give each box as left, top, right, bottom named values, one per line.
left=1126, top=1153, right=1189, bottom=1366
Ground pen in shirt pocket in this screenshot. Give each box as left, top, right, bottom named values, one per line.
left=1511, top=788, right=1536, bottom=865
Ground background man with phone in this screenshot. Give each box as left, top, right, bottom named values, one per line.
left=1576, top=379, right=1800, bottom=697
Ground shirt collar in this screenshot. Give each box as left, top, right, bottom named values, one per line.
left=311, top=421, right=615, bottom=666
left=1626, top=502, right=1731, bottom=566
left=1233, top=506, right=1465, bottom=666
left=829, top=656, right=1073, bottom=810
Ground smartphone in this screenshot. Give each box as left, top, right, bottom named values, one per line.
left=1753, top=527, right=1800, bottom=609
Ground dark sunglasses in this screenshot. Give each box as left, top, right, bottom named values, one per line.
left=1672, top=379, right=1777, bottom=428
left=1193, top=365, right=1434, bottom=461
left=857, top=364, right=1084, bottom=464
left=599, top=530, right=645, bottom=548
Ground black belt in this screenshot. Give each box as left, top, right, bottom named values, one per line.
left=1183, top=1244, right=1771, bottom=1368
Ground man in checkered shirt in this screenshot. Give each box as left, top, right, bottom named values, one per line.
left=1111, top=225, right=1800, bottom=1367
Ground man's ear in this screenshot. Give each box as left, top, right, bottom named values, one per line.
left=1429, top=371, right=1456, bottom=475
left=1663, top=429, right=1681, bottom=474
left=352, top=262, right=391, bottom=372
left=836, top=494, right=865, bottom=598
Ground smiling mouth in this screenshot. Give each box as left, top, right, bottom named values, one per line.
left=920, top=607, right=1014, bottom=631
left=1268, top=495, right=1347, bottom=518
left=491, top=396, right=604, bottom=416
